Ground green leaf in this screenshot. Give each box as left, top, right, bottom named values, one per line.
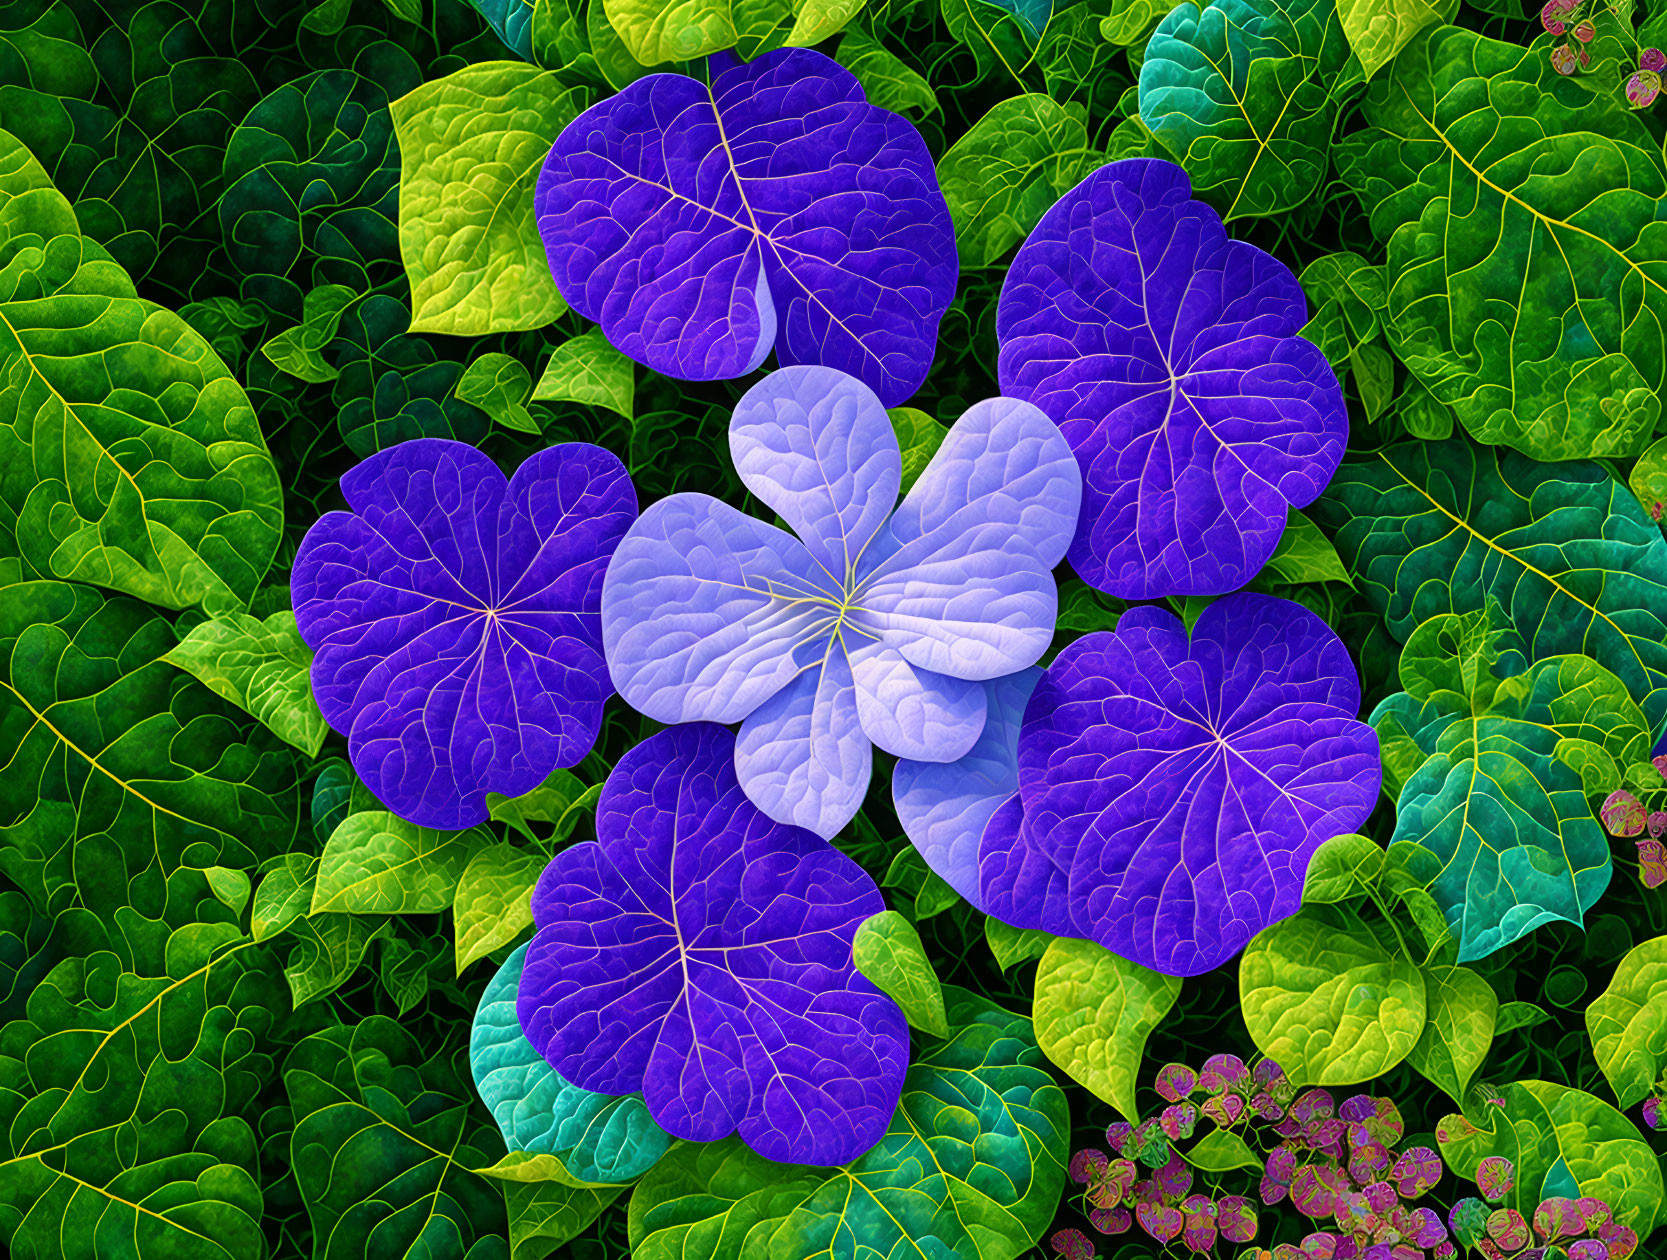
left=1586, top=934, right=1667, bottom=1109
left=1032, top=935, right=1181, bottom=1120
left=301, top=0, right=353, bottom=32
left=0, top=130, right=284, bottom=615
left=286, top=914, right=387, bottom=1008
left=937, top=95, right=1107, bottom=268
left=1301, top=832, right=1387, bottom=905
left=1335, top=25, right=1666, bottom=459
left=941, top=0, right=1046, bottom=84
left=260, top=283, right=357, bottom=383
left=1407, top=964, right=1496, bottom=1103
left=287, top=1017, right=511, bottom=1258
left=471, top=945, right=671, bottom=1184
left=1369, top=604, right=1646, bottom=960
left=1262, top=507, right=1354, bottom=587
left=589, top=0, right=655, bottom=88
left=1312, top=438, right=1667, bottom=734
left=1240, top=904, right=1427, bottom=1086
left=1437, top=1080, right=1662, bottom=1234
left=204, top=866, right=253, bottom=918
left=503, top=1180, right=624, bottom=1260
left=1055, top=578, right=1126, bottom=633
left=887, top=407, right=947, bottom=495
left=853, top=909, right=949, bottom=1037
left=602, top=0, right=739, bottom=63
left=1180, top=1126, right=1262, bottom=1172
left=1336, top=0, right=1453, bottom=78
left=251, top=853, right=318, bottom=942
left=0, top=940, right=277, bottom=1258
left=0, top=581, right=303, bottom=922
left=1497, top=1000, right=1552, bottom=1034
left=486, top=767, right=601, bottom=844
left=628, top=987, right=1069, bottom=1260
left=163, top=610, right=327, bottom=757
left=1101, top=0, right=1181, bottom=42
left=454, top=843, right=544, bottom=975
left=390, top=64, right=580, bottom=335
left=312, top=811, right=489, bottom=914
left=458, top=352, right=538, bottom=434
left=531, top=328, right=635, bottom=419
left=1140, top=0, right=1349, bottom=219
left=834, top=30, right=936, bottom=118
left=985, top=917, right=1054, bottom=970
left=881, top=847, right=961, bottom=920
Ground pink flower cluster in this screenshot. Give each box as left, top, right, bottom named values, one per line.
left=1052, top=1055, right=1451, bottom=1259
left=1446, top=1157, right=1636, bottom=1259
left=1597, top=754, right=1667, bottom=887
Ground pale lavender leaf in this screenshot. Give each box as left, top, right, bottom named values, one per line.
left=734, top=648, right=871, bottom=838
left=856, top=396, right=1080, bottom=680
left=601, top=493, right=839, bottom=723
left=892, top=667, right=1041, bottom=907
left=848, top=640, right=987, bottom=763
left=729, top=365, right=901, bottom=582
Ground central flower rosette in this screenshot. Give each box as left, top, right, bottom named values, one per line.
left=602, top=364, right=1082, bottom=838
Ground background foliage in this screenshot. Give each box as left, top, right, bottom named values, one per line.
left=4, top=0, right=1667, bottom=1256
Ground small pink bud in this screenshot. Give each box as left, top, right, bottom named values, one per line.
left=1574, top=17, right=1596, bottom=39
left=1552, top=43, right=1580, bottom=73
left=1630, top=70, right=1664, bottom=108
left=1643, top=46, right=1666, bottom=71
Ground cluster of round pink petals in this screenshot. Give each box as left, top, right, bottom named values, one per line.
left=1598, top=756, right=1667, bottom=886
left=1630, top=46, right=1665, bottom=107
left=1053, top=1055, right=1458, bottom=1259
left=1446, top=1157, right=1636, bottom=1259
left=1540, top=0, right=1576, bottom=32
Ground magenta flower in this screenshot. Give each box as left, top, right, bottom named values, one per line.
left=1644, top=46, right=1666, bottom=71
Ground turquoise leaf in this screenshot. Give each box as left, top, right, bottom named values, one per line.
left=470, top=944, right=670, bottom=1184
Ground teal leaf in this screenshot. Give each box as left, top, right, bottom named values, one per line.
left=470, top=944, right=671, bottom=1184
left=628, top=987, right=1069, bottom=1260
left=1311, top=438, right=1667, bottom=734
left=1370, top=605, right=1646, bottom=959
left=1139, top=0, right=1349, bottom=219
